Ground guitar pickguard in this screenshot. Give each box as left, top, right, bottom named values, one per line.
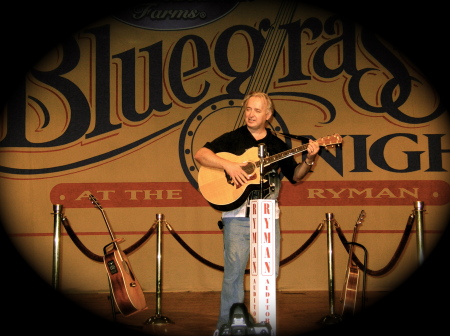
left=224, top=161, right=258, bottom=189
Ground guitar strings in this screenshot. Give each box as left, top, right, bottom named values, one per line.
left=250, top=1, right=296, bottom=94
left=235, top=1, right=297, bottom=129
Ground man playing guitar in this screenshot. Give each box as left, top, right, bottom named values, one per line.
left=194, top=91, right=320, bottom=335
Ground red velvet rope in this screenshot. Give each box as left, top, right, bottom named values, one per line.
left=334, top=213, right=415, bottom=276
left=61, top=216, right=156, bottom=262
left=61, top=212, right=414, bottom=278
left=165, top=221, right=324, bottom=273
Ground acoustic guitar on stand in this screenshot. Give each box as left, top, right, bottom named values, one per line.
left=198, top=133, right=342, bottom=211
left=89, top=194, right=147, bottom=316
left=340, top=209, right=366, bottom=318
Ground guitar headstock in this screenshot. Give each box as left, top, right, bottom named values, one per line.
left=316, top=133, right=342, bottom=149
left=89, top=194, right=103, bottom=210
left=356, top=210, right=366, bottom=226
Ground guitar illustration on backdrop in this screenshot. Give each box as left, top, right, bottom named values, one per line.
left=178, top=0, right=337, bottom=190
left=198, top=133, right=342, bottom=211
left=340, top=209, right=366, bottom=318
left=88, top=194, right=147, bottom=317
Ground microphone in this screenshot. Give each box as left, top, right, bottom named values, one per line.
left=258, top=143, right=266, bottom=159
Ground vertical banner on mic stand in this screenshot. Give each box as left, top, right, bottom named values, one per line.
left=250, top=199, right=276, bottom=334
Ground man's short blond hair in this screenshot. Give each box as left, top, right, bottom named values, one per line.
left=242, top=91, right=274, bottom=116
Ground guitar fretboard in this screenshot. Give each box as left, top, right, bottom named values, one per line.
left=255, top=143, right=309, bottom=169
left=89, top=194, right=116, bottom=242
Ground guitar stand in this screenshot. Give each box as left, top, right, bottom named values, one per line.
left=107, top=279, right=118, bottom=322
left=345, top=242, right=368, bottom=312
left=107, top=277, right=144, bottom=332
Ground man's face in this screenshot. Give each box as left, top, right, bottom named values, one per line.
left=245, top=96, right=271, bottom=130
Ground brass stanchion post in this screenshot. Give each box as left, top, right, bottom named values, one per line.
left=319, top=212, right=342, bottom=324
left=52, top=204, right=63, bottom=290
left=144, top=213, right=173, bottom=325
left=414, top=201, right=425, bottom=265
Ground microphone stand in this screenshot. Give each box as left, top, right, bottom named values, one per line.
left=258, top=143, right=266, bottom=198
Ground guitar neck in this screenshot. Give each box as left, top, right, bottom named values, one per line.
left=346, top=225, right=359, bottom=267
left=99, top=208, right=116, bottom=242
left=256, top=143, right=309, bottom=169
left=346, top=210, right=365, bottom=267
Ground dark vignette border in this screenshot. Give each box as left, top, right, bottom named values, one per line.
left=1, top=1, right=449, bottom=336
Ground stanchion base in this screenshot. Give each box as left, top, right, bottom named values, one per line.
left=318, top=314, right=342, bottom=325
left=144, top=314, right=174, bottom=325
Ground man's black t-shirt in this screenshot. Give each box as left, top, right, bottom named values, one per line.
left=203, top=125, right=299, bottom=184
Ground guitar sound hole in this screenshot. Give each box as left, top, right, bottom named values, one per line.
left=242, top=162, right=255, bottom=175
left=224, top=162, right=256, bottom=187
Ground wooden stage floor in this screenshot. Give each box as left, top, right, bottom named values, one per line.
left=64, top=291, right=386, bottom=336
left=5, top=245, right=448, bottom=336
left=50, top=289, right=426, bottom=336
left=4, top=243, right=449, bottom=336
left=4, top=283, right=448, bottom=336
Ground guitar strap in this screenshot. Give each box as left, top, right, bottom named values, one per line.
left=276, top=132, right=312, bottom=142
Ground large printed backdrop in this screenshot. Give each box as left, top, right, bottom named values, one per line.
left=1, top=1, right=450, bottom=335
